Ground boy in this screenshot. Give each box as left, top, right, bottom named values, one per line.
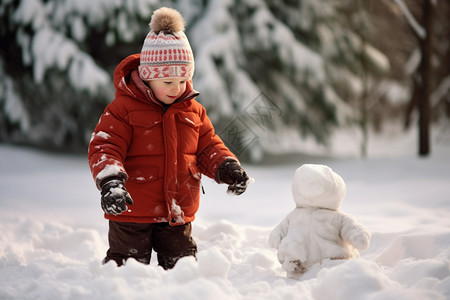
left=88, top=7, right=250, bottom=269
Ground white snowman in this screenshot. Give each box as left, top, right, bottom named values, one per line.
left=268, top=164, right=371, bottom=279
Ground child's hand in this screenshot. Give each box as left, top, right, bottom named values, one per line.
left=217, top=160, right=251, bottom=195
left=100, top=178, right=134, bottom=215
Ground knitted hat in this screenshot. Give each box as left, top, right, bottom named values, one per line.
left=139, top=7, right=195, bottom=81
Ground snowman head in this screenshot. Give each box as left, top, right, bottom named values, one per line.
left=291, top=164, right=346, bottom=210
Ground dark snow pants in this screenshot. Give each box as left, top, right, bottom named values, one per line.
left=104, top=221, right=197, bottom=269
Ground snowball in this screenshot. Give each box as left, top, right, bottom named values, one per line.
left=291, top=164, right=346, bottom=210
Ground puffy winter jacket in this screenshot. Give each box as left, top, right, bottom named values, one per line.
left=88, top=54, right=236, bottom=225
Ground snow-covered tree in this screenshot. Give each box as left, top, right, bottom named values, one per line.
left=367, top=0, right=450, bottom=157
left=389, top=0, right=449, bottom=156
left=0, top=0, right=158, bottom=149
left=187, top=0, right=389, bottom=160
left=1, top=0, right=391, bottom=160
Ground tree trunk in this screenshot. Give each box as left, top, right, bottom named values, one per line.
left=418, top=0, right=434, bottom=156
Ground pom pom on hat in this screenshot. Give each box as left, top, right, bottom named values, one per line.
left=139, top=7, right=194, bottom=81
left=150, top=7, right=185, bottom=34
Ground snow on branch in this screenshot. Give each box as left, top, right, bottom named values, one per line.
left=431, top=76, right=450, bottom=107
left=392, top=0, right=426, bottom=40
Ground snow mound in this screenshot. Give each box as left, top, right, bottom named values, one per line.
left=0, top=215, right=448, bottom=300
left=0, top=145, right=449, bottom=299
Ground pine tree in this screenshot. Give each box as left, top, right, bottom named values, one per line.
left=188, top=0, right=389, bottom=160
left=0, top=0, right=157, bottom=150
left=1, top=0, right=389, bottom=160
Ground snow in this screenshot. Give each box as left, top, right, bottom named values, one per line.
left=268, top=164, right=370, bottom=279
left=404, top=48, right=421, bottom=76
left=13, top=0, right=46, bottom=30
left=0, top=134, right=449, bottom=299
left=71, top=16, right=86, bottom=42
left=95, top=131, right=111, bottom=140
left=171, top=199, right=185, bottom=223
left=95, top=163, right=123, bottom=184
left=364, top=44, right=390, bottom=73
left=392, top=0, right=426, bottom=40
left=431, top=76, right=450, bottom=108
left=4, top=0, right=418, bottom=161
left=11, top=0, right=114, bottom=95
left=0, top=60, right=30, bottom=132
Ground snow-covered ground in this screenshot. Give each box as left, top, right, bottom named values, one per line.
left=0, top=131, right=449, bottom=299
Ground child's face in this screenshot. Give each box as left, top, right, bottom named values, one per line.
left=147, top=79, right=187, bottom=105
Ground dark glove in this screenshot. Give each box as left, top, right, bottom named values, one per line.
left=217, top=160, right=250, bottom=195
left=100, top=178, right=133, bottom=215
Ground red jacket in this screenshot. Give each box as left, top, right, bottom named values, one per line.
left=88, top=54, right=236, bottom=225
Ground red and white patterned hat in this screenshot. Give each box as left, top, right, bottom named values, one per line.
left=139, top=7, right=194, bottom=81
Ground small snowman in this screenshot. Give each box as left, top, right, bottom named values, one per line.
left=268, top=164, right=370, bottom=279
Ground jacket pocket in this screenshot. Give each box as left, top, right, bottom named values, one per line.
left=126, top=164, right=159, bottom=183
left=176, top=112, right=203, bottom=154
left=128, top=111, right=162, bottom=128
left=176, top=112, right=203, bottom=128
left=127, top=111, right=164, bottom=155
left=188, top=163, right=202, bottom=182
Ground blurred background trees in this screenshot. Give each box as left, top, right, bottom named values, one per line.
left=0, top=0, right=448, bottom=161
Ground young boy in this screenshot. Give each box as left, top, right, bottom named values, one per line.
left=88, top=7, right=250, bottom=269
